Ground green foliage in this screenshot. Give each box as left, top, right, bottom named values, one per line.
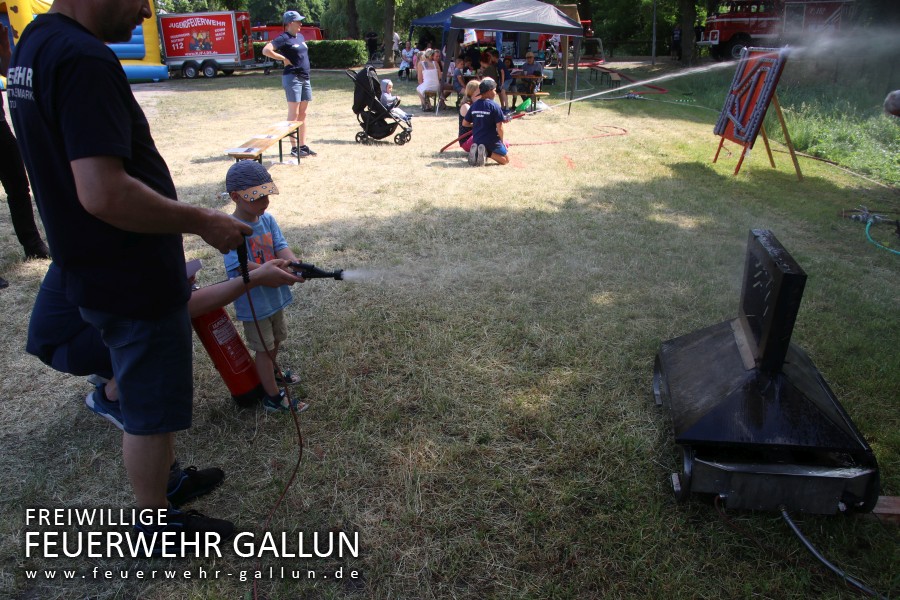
left=155, top=0, right=322, bottom=23
left=252, top=39, right=365, bottom=67
left=321, top=0, right=353, bottom=38
left=156, top=0, right=224, bottom=12
left=252, top=40, right=268, bottom=62
left=307, top=39, right=368, bottom=67
left=661, top=56, right=900, bottom=186
left=247, top=0, right=289, bottom=23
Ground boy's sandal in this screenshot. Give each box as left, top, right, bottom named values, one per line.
left=274, top=368, right=302, bottom=386
left=263, top=390, right=309, bottom=413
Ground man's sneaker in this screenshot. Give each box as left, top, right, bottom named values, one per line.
left=134, top=508, right=235, bottom=557
left=475, top=144, right=486, bottom=167
left=468, top=143, right=477, bottom=166
left=299, top=144, right=317, bottom=157
left=0, top=276, right=8, bottom=290
left=290, top=146, right=300, bottom=157
left=86, top=374, right=110, bottom=386
left=263, top=389, right=309, bottom=413
left=85, top=385, right=124, bottom=430
left=167, top=465, right=225, bottom=508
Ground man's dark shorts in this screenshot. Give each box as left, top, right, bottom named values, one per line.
left=80, top=305, right=193, bottom=435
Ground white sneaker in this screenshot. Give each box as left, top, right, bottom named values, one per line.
left=475, top=144, right=486, bottom=167
left=468, top=144, right=477, bottom=166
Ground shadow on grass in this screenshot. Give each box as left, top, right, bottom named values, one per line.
left=3, top=159, right=897, bottom=600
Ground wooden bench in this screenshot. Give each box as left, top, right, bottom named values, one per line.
left=609, top=73, right=622, bottom=88
left=226, top=121, right=302, bottom=164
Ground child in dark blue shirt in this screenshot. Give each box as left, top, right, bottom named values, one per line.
left=462, top=78, right=509, bottom=166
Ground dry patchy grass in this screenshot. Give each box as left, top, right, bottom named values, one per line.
left=0, top=66, right=897, bottom=599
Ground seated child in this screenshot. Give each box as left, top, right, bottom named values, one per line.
left=452, top=57, right=466, bottom=94
left=380, top=79, right=412, bottom=124
left=458, top=79, right=481, bottom=153
left=223, top=160, right=308, bottom=413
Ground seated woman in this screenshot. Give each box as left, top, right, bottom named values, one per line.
left=416, top=49, right=442, bottom=110
left=399, top=41, right=415, bottom=80
left=458, top=79, right=481, bottom=153
left=381, top=79, right=412, bottom=124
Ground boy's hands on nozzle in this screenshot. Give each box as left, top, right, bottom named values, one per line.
left=251, top=260, right=304, bottom=287
left=200, top=210, right=252, bottom=253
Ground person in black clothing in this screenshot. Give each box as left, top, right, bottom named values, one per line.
left=9, top=0, right=250, bottom=548
left=365, top=31, right=379, bottom=60
left=0, top=22, right=49, bottom=291
left=672, top=24, right=682, bottom=61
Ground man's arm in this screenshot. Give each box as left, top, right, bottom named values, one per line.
left=70, top=156, right=250, bottom=253
left=497, top=121, right=504, bottom=142
left=188, top=259, right=301, bottom=317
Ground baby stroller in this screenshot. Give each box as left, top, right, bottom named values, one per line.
left=346, top=65, right=413, bottom=146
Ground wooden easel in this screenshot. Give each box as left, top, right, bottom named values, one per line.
left=715, top=93, right=803, bottom=181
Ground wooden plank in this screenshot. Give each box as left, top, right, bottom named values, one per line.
left=771, top=94, right=802, bottom=182
left=227, top=121, right=302, bottom=161
left=872, top=496, right=900, bottom=524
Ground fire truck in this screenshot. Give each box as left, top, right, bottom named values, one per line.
left=698, top=0, right=854, bottom=60
left=250, top=24, right=325, bottom=42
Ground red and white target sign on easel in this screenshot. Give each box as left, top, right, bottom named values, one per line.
left=713, top=47, right=802, bottom=181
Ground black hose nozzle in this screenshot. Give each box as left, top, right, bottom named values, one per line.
left=236, top=241, right=250, bottom=284
left=290, top=261, right=344, bottom=280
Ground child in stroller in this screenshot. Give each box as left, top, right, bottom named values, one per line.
left=380, top=79, right=412, bottom=125
left=347, top=66, right=413, bottom=146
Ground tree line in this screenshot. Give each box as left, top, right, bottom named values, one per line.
left=157, top=0, right=900, bottom=68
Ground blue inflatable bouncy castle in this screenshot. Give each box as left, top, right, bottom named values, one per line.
left=2, top=0, right=168, bottom=84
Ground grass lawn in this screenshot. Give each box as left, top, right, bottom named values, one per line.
left=0, top=61, right=897, bottom=599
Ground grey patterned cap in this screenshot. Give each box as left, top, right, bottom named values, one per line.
left=226, top=160, right=279, bottom=200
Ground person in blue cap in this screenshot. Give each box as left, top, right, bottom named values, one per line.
left=262, top=10, right=317, bottom=158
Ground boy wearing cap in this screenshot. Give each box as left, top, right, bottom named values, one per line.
left=263, top=10, right=316, bottom=158
left=462, top=78, right=509, bottom=166
left=223, top=161, right=308, bottom=413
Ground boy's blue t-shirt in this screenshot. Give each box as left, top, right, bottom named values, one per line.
left=464, top=98, right=505, bottom=146
left=452, top=67, right=464, bottom=92
left=223, top=213, right=293, bottom=321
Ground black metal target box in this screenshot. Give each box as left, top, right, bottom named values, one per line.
left=653, top=230, right=880, bottom=514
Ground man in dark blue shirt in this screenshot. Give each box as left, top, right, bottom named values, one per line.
left=263, top=10, right=316, bottom=158
left=9, top=0, right=250, bottom=547
left=463, top=78, right=510, bottom=166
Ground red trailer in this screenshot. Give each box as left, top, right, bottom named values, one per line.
left=159, top=11, right=273, bottom=78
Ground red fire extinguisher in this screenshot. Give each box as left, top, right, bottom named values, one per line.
left=191, top=307, right=263, bottom=407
